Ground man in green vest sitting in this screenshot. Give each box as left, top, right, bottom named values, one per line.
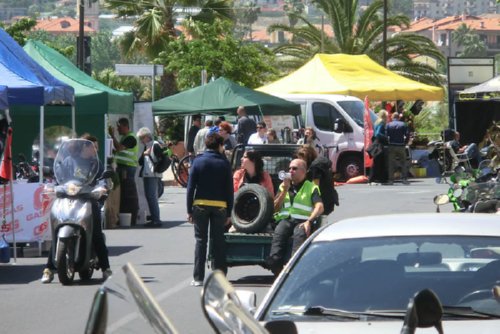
left=266, top=159, right=324, bottom=275
left=108, top=118, right=139, bottom=226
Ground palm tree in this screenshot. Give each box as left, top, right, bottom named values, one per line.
left=452, top=23, right=487, bottom=57
left=268, top=0, right=445, bottom=87
left=104, top=0, right=234, bottom=96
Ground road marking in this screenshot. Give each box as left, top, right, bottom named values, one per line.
left=107, top=277, right=193, bottom=332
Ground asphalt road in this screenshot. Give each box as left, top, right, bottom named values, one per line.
left=0, top=178, right=452, bottom=334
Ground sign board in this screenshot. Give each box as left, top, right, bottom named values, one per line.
left=115, top=64, right=164, bottom=77
left=448, top=57, right=495, bottom=85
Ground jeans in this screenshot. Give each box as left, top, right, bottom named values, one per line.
left=47, top=200, right=110, bottom=271
left=143, top=177, right=161, bottom=223
left=386, top=145, right=408, bottom=182
left=268, top=219, right=307, bottom=270
left=117, top=165, right=137, bottom=181
left=192, top=205, right=227, bottom=281
left=464, top=143, right=480, bottom=163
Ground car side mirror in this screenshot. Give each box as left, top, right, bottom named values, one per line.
left=401, top=289, right=443, bottom=334
left=202, top=270, right=268, bottom=334
left=333, top=118, right=345, bottom=133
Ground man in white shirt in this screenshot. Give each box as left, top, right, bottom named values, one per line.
left=247, top=121, right=268, bottom=144
left=193, top=119, right=213, bottom=154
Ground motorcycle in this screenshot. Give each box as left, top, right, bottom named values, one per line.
left=46, top=139, right=112, bottom=285
left=434, top=162, right=499, bottom=213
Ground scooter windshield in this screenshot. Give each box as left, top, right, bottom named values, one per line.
left=53, top=139, right=100, bottom=186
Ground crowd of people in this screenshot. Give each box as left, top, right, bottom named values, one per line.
left=41, top=105, right=339, bottom=286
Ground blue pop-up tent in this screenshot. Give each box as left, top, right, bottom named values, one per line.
left=0, top=29, right=73, bottom=105
left=0, top=28, right=74, bottom=181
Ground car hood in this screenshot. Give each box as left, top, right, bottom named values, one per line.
left=288, top=319, right=500, bottom=334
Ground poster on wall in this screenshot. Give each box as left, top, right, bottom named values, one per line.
left=0, top=183, right=53, bottom=242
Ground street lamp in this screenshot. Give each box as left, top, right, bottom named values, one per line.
left=78, top=0, right=84, bottom=71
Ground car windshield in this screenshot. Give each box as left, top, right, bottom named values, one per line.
left=263, top=235, right=500, bottom=321
left=337, top=100, right=377, bottom=127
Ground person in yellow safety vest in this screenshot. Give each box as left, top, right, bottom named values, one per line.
left=266, top=159, right=324, bottom=275
left=108, top=117, right=139, bottom=226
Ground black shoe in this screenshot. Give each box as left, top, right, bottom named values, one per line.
left=144, top=222, right=162, bottom=228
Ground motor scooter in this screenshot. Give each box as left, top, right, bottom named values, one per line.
left=46, top=139, right=113, bottom=285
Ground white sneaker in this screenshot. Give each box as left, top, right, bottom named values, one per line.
left=190, top=280, right=203, bottom=287
left=41, top=269, right=54, bottom=284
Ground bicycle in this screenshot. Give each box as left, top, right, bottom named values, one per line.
left=169, top=154, right=190, bottom=188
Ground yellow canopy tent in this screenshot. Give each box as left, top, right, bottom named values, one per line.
left=258, top=54, right=444, bottom=101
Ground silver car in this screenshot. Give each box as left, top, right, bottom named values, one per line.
left=252, top=213, right=500, bottom=333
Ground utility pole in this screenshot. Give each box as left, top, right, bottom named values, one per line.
left=383, top=0, right=387, bottom=67
left=78, top=0, right=84, bottom=71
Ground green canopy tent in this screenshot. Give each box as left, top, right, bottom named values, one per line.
left=13, top=40, right=134, bottom=162
left=152, top=77, right=301, bottom=116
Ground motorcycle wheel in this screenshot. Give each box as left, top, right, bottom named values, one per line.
left=79, top=267, right=94, bottom=281
left=57, top=238, right=75, bottom=285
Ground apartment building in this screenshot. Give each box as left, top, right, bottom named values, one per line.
left=414, top=0, right=498, bottom=19
left=400, top=14, right=500, bottom=57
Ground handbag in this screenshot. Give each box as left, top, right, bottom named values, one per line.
left=367, top=140, right=383, bottom=158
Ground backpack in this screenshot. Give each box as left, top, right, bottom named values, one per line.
left=153, top=143, right=172, bottom=173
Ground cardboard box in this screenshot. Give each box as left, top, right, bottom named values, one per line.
left=411, top=167, right=427, bottom=178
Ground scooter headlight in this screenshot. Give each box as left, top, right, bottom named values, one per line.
left=64, top=182, right=82, bottom=196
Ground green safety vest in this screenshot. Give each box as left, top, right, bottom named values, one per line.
left=274, top=180, right=320, bottom=222
left=115, top=131, right=138, bottom=167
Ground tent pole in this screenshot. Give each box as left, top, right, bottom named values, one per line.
left=71, top=105, right=76, bottom=137
left=9, top=177, right=16, bottom=263
left=39, top=106, right=44, bottom=184
left=4, top=109, right=16, bottom=263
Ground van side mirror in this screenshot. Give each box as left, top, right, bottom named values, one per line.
left=334, top=118, right=352, bottom=133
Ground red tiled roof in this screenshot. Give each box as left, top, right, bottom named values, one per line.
left=400, top=15, right=500, bottom=33
left=35, top=17, right=95, bottom=34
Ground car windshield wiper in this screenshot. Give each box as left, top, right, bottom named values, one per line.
left=442, top=306, right=500, bottom=319
left=271, top=306, right=360, bottom=319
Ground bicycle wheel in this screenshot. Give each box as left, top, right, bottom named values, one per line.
left=177, top=155, right=190, bottom=188
left=170, top=155, right=180, bottom=184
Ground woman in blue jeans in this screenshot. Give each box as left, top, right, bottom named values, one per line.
left=137, top=127, right=163, bottom=227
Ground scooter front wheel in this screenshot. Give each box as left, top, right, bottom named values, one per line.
left=57, top=238, right=75, bottom=285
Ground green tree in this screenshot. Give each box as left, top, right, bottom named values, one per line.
left=0, top=18, right=37, bottom=46
left=156, top=20, right=279, bottom=90
left=104, top=0, right=234, bottom=97
left=268, top=0, right=445, bottom=87
left=452, top=23, right=487, bottom=57
left=388, top=0, right=413, bottom=17
left=90, top=32, right=122, bottom=73
left=283, top=0, right=305, bottom=28
left=93, top=68, right=145, bottom=101
left=235, top=1, right=261, bottom=41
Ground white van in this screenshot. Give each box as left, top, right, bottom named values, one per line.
left=272, top=94, right=377, bottom=180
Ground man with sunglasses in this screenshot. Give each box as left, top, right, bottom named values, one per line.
left=266, top=159, right=324, bottom=275
left=247, top=121, right=268, bottom=144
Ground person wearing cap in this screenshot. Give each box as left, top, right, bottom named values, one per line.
left=108, top=118, right=139, bottom=225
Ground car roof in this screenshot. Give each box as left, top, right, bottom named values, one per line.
left=313, top=213, right=500, bottom=242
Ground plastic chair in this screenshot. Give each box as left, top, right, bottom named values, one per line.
left=445, top=142, right=472, bottom=171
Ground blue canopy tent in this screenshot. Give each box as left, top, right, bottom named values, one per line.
left=0, top=29, right=74, bottom=261
left=0, top=28, right=74, bottom=180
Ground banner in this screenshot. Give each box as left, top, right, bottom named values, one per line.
left=0, top=183, right=53, bottom=243
left=363, top=96, right=374, bottom=169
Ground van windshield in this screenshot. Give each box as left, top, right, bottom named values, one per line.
left=338, top=101, right=377, bottom=127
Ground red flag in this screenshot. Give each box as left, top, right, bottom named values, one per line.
left=0, top=127, right=13, bottom=181
left=363, top=97, right=373, bottom=169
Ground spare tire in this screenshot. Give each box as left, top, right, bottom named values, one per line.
left=232, top=184, right=273, bottom=233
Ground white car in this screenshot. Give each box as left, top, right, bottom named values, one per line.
left=250, top=213, right=500, bottom=333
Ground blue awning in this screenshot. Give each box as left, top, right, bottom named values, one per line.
left=0, top=28, right=74, bottom=106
